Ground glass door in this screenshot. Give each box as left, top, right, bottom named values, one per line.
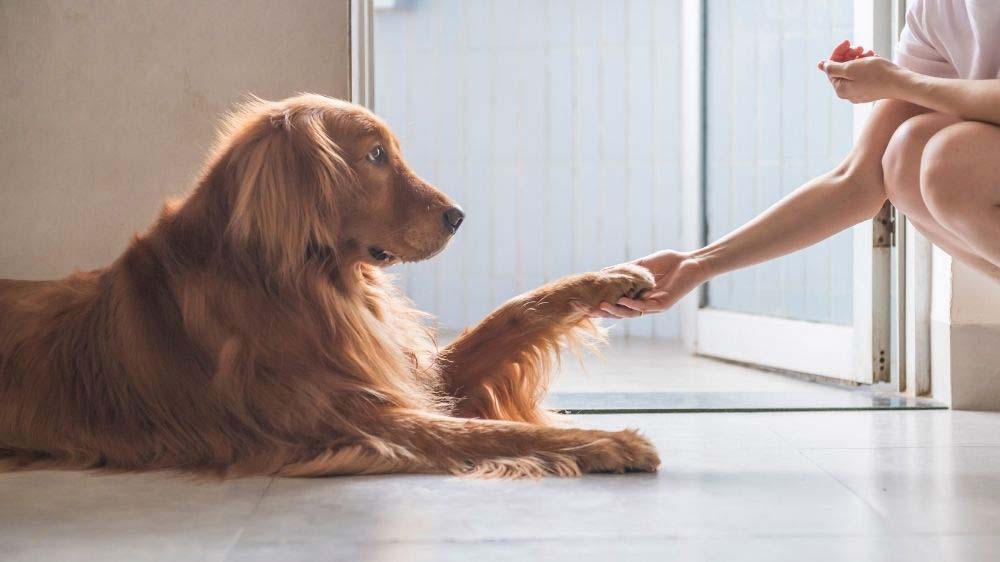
left=695, top=0, right=892, bottom=384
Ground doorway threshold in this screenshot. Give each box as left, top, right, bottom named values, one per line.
left=546, top=391, right=947, bottom=414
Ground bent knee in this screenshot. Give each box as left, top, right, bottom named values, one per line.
left=882, top=112, right=960, bottom=210
left=920, top=121, right=994, bottom=219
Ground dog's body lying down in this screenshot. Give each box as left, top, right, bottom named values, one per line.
left=0, top=95, right=659, bottom=478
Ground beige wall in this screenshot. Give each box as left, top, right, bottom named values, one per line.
left=0, top=0, right=350, bottom=279
left=931, top=254, right=1000, bottom=411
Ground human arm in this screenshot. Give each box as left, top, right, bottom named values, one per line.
left=889, top=71, right=1000, bottom=126
left=597, top=97, right=930, bottom=318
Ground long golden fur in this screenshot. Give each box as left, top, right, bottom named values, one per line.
left=0, top=94, right=659, bottom=478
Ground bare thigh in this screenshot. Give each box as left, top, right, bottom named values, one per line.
left=920, top=120, right=1000, bottom=271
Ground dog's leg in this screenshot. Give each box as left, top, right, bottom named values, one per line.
left=277, top=410, right=659, bottom=477
left=437, top=264, right=653, bottom=424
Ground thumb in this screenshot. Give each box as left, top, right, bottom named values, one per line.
left=820, top=59, right=849, bottom=78
left=616, top=291, right=676, bottom=313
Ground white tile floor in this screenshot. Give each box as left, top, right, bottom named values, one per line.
left=550, top=337, right=830, bottom=394
left=548, top=337, right=935, bottom=412
left=4, top=409, right=1000, bottom=562
left=0, top=341, right=991, bottom=561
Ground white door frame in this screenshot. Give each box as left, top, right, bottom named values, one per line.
left=679, top=0, right=895, bottom=384
left=893, top=0, right=933, bottom=396
left=350, top=0, right=375, bottom=110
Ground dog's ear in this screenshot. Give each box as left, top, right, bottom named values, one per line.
left=222, top=105, right=355, bottom=281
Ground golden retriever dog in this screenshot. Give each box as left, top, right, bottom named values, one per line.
left=0, top=94, right=659, bottom=478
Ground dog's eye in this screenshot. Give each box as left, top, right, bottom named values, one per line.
left=366, top=145, right=386, bottom=165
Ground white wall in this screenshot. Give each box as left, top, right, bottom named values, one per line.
left=374, top=0, right=684, bottom=339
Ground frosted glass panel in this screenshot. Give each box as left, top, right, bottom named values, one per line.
left=375, top=0, right=684, bottom=338
left=704, top=0, right=854, bottom=325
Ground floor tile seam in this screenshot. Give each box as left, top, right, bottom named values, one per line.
left=795, top=445, right=1000, bottom=451
left=794, top=448, right=898, bottom=532
left=228, top=530, right=940, bottom=548
left=222, top=478, right=275, bottom=562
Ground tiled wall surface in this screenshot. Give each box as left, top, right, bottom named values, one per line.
left=705, top=0, right=855, bottom=325
left=375, top=0, right=683, bottom=338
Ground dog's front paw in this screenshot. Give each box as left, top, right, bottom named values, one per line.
left=579, top=264, right=655, bottom=307
left=522, top=264, right=655, bottom=317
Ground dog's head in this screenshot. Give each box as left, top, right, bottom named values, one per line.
left=211, top=94, right=462, bottom=279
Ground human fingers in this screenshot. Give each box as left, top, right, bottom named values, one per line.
left=598, top=302, right=643, bottom=319
left=615, top=292, right=675, bottom=314
left=829, top=39, right=852, bottom=62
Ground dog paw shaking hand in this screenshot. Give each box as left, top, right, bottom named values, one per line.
left=588, top=250, right=711, bottom=320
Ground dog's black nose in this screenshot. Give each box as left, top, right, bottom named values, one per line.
left=443, top=206, right=465, bottom=234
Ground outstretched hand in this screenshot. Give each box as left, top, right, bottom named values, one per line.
left=589, top=250, right=711, bottom=319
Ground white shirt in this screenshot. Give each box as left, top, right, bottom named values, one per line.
left=895, top=0, right=1000, bottom=79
